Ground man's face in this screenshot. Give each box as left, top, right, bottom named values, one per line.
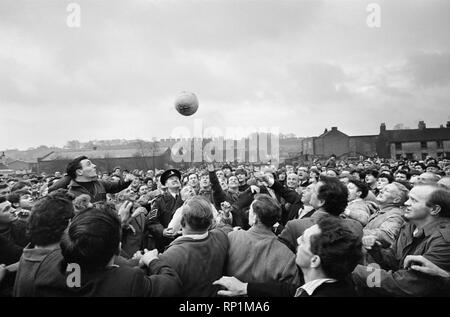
left=216, top=170, right=225, bottom=180
left=237, top=173, right=246, bottom=183
left=365, top=174, right=376, bottom=185
left=301, top=184, right=314, bottom=205
left=0, top=201, right=16, bottom=224
left=0, top=186, right=10, bottom=196
left=347, top=182, right=360, bottom=202
left=376, top=183, right=399, bottom=205
left=404, top=186, right=434, bottom=221
left=286, top=173, right=299, bottom=189
left=188, top=174, right=199, bottom=187
left=309, top=182, right=324, bottom=209
left=228, top=176, right=239, bottom=187
left=278, top=172, right=286, bottom=181
left=138, top=185, right=148, bottom=196
left=19, top=193, right=34, bottom=210
left=376, top=177, right=390, bottom=190
left=409, top=175, right=420, bottom=187
left=166, top=176, right=181, bottom=190
left=180, top=186, right=196, bottom=201
left=295, top=224, right=321, bottom=269
left=395, top=173, right=407, bottom=182
left=426, top=166, right=438, bottom=174
left=285, top=165, right=294, bottom=174
left=415, top=165, right=424, bottom=173
left=297, top=167, right=308, bottom=180
left=78, top=159, right=97, bottom=178
left=200, top=175, right=210, bottom=187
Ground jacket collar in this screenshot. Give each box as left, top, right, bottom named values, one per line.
left=310, top=209, right=328, bottom=220
left=413, top=218, right=450, bottom=238
left=248, top=224, right=275, bottom=237
left=22, top=244, right=61, bottom=262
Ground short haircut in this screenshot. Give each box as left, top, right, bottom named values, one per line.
left=317, top=176, right=349, bottom=216
left=395, top=170, right=410, bottom=180
left=60, top=206, right=121, bottom=272
left=11, top=181, right=32, bottom=192
left=378, top=172, right=394, bottom=183
left=365, top=169, right=379, bottom=178
left=7, top=189, right=31, bottom=205
left=391, top=182, right=409, bottom=205
left=310, top=216, right=362, bottom=280
left=251, top=194, right=281, bottom=227
left=180, top=196, right=213, bottom=231
left=348, top=179, right=369, bottom=199
left=426, top=188, right=450, bottom=218
left=28, top=196, right=74, bottom=246
left=66, top=156, right=88, bottom=179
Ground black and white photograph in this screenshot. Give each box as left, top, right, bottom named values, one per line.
left=1, top=0, right=450, bottom=303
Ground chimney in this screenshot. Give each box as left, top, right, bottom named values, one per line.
left=447, top=121, right=450, bottom=128
left=380, top=122, right=386, bottom=133
left=331, top=127, right=338, bottom=131
left=418, top=121, right=426, bottom=130
left=324, top=128, right=328, bottom=133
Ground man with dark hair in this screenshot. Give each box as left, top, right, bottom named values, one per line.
left=225, top=194, right=300, bottom=286
left=235, top=168, right=249, bottom=193
left=0, top=183, right=11, bottom=196
left=353, top=186, right=450, bottom=296
left=343, top=180, right=372, bottom=226
left=69, top=156, right=134, bottom=202
left=7, top=189, right=34, bottom=219
left=10, top=181, right=32, bottom=193
left=32, top=206, right=181, bottom=296
left=13, top=196, right=75, bottom=296
left=49, top=156, right=134, bottom=203
left=365, top=170, right=379, bottom=193
left=395, top=170, right=410, bottom=182
left=156, top=196, right=230, bottom=296
left=276, top=176, right=362, bottom=253
left=214, top=216, right=362, bottom=297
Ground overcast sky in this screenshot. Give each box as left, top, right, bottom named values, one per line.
left=1, top=0, right=449, bottom=150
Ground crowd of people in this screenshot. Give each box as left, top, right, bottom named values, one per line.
left=1, top=154, right=450, bottom=297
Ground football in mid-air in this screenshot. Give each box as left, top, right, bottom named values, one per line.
left=174, top=91, right=199, bottom=116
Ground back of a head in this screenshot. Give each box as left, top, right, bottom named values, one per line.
left=310, top=216, right=362, bottom=280
left=29, top=196, right=74, bottom=247
left=60, top=207, right=121, bottom=272
left=181, top=196, right=213, bottom=232
left=390, top=182, right=409, bottom=206
left=251, top=194, right=281, bottom=227
left=426, top=188, right=450, bottom=219
left=318, top=175, right=349, bottom=216
left=11, top=181, right=32, bottom=193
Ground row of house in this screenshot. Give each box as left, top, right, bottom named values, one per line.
left=299, top=121, right=450, bottom=162
left=2, top=121, right=449, bottom=174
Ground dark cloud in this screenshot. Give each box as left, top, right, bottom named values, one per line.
left=0, top=0, right=449, bottom=149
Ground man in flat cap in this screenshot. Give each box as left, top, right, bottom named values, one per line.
left=146, top=169, right=183, bottom=252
